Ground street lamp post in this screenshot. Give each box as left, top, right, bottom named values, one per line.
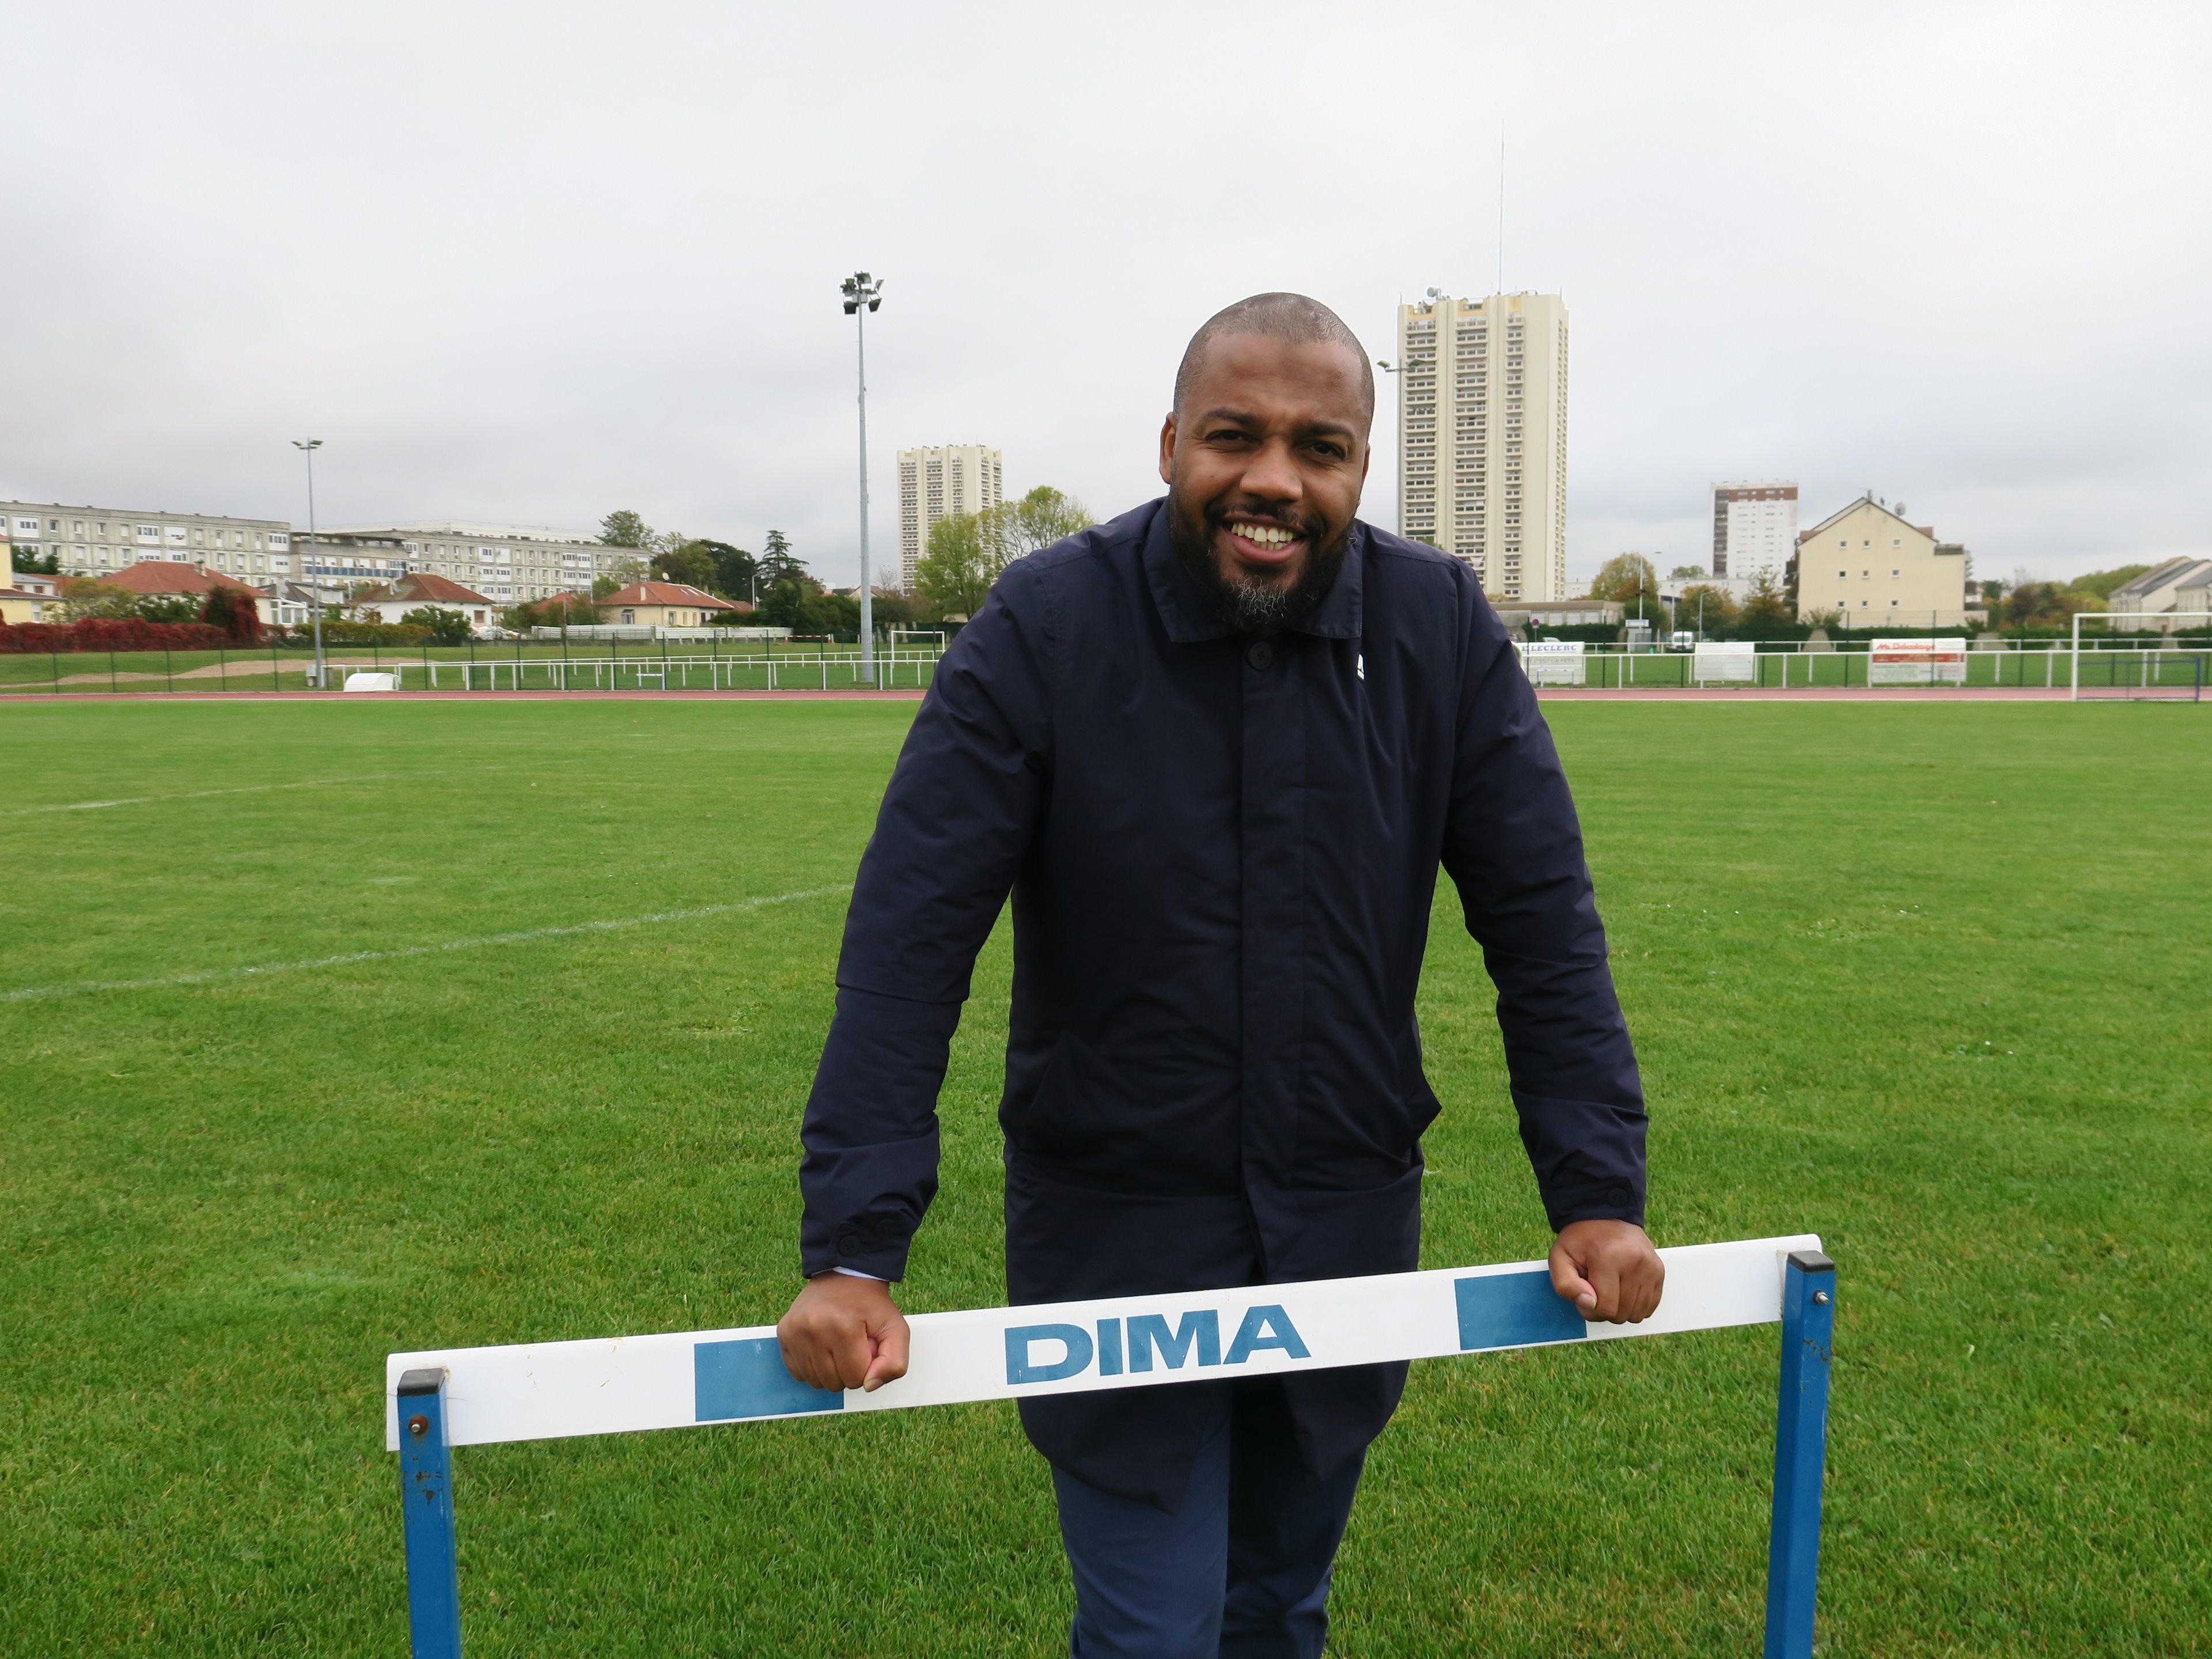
left=1374, top=357, right=1410, bottom=534
left=292, top=439, right=324, bottom=688
left=840, top=272, right=884, bottom=685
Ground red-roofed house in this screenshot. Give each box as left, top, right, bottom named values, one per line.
left=89, top=559, right=293, bottom=624
left=351, top=572, right=500, bottom=628
left=99, top=559, right=261, bottom=599
left=601, top=581, right=744, bottom=628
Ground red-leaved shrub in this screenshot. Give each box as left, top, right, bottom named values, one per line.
left=198, top=586, right=264, bottom=646
left=0, top=618, right=234, bottom=654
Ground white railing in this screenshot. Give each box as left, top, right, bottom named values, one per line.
left=423, top=650, right=940, bottom=692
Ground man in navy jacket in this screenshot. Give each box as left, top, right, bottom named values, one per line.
left=780, top=293, right=1661, bottom=1657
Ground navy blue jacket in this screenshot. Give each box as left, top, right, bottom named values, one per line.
left=799, top=499, right=1646, bottom=1509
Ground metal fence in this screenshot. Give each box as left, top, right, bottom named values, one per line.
left=0, top=638, right=943, bottom=696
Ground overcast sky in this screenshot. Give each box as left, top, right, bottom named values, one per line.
left=5, top=2, right=2208, bottom=588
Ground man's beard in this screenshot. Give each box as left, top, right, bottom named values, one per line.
left=1169, top=495, right=1351, bottom=635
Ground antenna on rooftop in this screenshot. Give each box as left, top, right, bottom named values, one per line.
left=1497, top=121, right=1506, bottom=297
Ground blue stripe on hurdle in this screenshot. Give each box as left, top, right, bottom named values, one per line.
left=1454, top=1270, right=1588, bottom=1351
left=694, top=1336, right=846, bottom=1422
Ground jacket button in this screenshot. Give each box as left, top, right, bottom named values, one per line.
left=1245, top=639, right=1275, bottom=670
left=1608, top=1186, right=1633, bottom=1209
left=836, top=1233, right=861, bottom=1257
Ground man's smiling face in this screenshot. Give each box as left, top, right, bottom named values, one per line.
left=1158, top=331, right=1372, bottom=632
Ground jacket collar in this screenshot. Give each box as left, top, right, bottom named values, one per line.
left=1139, top=497, right=1367, bottom=643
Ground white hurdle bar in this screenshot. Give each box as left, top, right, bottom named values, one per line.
left=389, top=1235, right=1835, bottom=1657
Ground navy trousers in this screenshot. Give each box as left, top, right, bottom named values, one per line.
left=1051, top=1378, right=1367, bottom=1658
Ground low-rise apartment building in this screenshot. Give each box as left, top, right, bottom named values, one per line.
left=2107, top=556, right=2212, bottom=629
left=3, top=499, right=294, bottom=580
left=1793, top=496, right=1968, bottom=627
left=316, top=522, right=637, bottom=607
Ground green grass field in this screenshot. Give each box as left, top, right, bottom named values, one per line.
left=2, top=699, right=2205, bottom=1655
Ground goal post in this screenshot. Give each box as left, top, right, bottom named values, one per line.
left=2070, top=612, right=2212, bottom=702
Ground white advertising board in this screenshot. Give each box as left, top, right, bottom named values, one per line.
left=1518, top=640, right=1587, bottom=687
left=1693, top=642, right=1759, bottom=683
left=1869, top=638, right=1968, bottom=685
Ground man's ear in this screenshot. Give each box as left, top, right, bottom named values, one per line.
left=1158, top=413, right=1178, bottom=487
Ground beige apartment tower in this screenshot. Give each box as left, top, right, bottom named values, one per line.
left=1393, top=291, right=1569, bottom=601
left=897, top=445, right=1003, bottom=591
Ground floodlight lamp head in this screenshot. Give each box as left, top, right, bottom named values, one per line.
left=867, top=297, right=881, bottom=312
left=843, top=300, right=858, bottom=314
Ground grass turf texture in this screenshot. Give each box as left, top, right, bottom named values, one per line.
left=1, top=699, right=2205, bottom=1656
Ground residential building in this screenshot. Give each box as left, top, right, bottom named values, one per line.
left=0, top=568, right=65, bottom=624
left=1791, top=496, right=1968, bottom=626
left=1493, top=599, right=1623, bottom=631
left=1711, top=482, right=1798, bottom=583
left=313, top=521, right=637, bottom=607
left=351, top=573, right=501, bottom=630
left=896, top=445, right=1003, bottom=592
left=599, top=581, right=743, bottom=628
left=1393, top=291, right=1570, bottom=602
left=2, top=499, right=293, bottom=581
left=2107, top=556, right=2212, bottom=628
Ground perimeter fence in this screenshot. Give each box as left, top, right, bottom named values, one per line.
left=4, top=633, right=2208, bottom=697
left=0, top=636, right=943, bottom=696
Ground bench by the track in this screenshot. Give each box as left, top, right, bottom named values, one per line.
left=388, top=1236, right=1836, bottom=1657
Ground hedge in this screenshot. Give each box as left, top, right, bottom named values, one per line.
left=0, top=618, right=233, bottom=654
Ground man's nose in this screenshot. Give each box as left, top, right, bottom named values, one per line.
left=1240, top=438, right=1304, bottom=502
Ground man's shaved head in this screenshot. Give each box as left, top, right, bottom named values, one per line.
left=1173, top=293, right=1374, bottom=424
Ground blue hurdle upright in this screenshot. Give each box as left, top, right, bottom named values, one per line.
left=391, top=1238, right=1835, bottom=1657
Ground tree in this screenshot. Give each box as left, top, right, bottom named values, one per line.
left=599, top=510, right=653, bottom=548
left=62, top=579, right=142, bottom=621
left=13, top=549, right=62, bottom=576
left=1740, top=570, right=1794, bottom=630
left=590, top=575, right=623, bottom=600
left=1674, top=583, right=1738, bottom=632
left=914, top=512, right=998, bottom=619
left=199, top=585, right=263, bottom=645
left=757, top=529, right=805, bottom=586
left=2001, top=581, right=2095, bottom=631
left=650, top=540, right=720, bottom=592
left=986, top=486, right=1096, bottom=563
left=692, top=540, right=757, bottom=604
left=1588, top=553, right=1657, bottom=604
left=2070, top=564, right=2151, bottom=601
left=1667, top=564, right=1706, bottom=581
left=402, top=606, right=473, bottom=645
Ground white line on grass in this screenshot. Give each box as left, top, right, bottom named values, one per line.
left=1, top=885, right=852, bottom=1003
left=4, top=772, right=415, bottom=816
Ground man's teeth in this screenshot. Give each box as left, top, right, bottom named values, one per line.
left=1231, top=522, right=1297, bottom=547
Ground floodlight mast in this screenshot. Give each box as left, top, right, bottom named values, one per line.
left=291, top=439, right=324, bottom=687
left=840, top=272, right=884, bottom=685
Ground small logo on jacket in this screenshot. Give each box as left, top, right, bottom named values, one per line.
left=1004, top=1304, right=1309, bottom=1386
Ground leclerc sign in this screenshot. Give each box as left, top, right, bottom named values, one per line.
left=387, top=1237, right=1839, bottom=1659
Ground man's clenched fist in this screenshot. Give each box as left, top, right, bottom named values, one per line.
left=777, top=1272, right=911, bottom=1393
left=1548, top=1219, right=1665, bottom=1324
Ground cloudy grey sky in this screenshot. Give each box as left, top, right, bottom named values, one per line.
left=5, top=2, right=2208, bottom=588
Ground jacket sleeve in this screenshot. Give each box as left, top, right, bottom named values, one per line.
left=1437, top=592, right=1648, bottom=1230
left=797, top=566, right=1055, bottom=1278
